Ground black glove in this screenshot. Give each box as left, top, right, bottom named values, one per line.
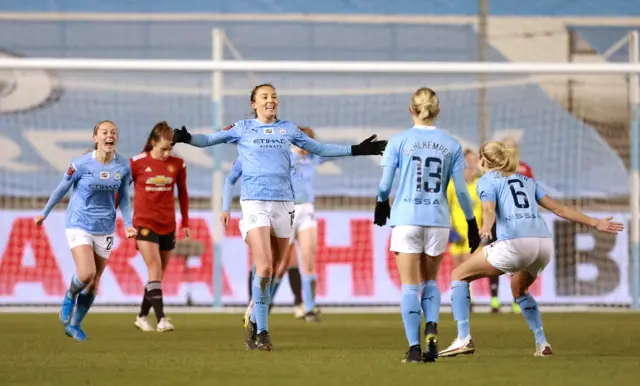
left=466, top=218, right=481, bottom=253
left=373, top=199, right=391, bottom=226
left=351, top=134, right=388, bottom=156
left=172, top=125, right=192, bottom=145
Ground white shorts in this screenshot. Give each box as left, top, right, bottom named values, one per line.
left=389, top=226, right=450, bottom=255
left=65, top=228, right=115, bottom=259
left=289, top=203, right=318, bottom=243
left=239, top=200, right=295, bottom=240
left=484, top=237, right=553, bottom=278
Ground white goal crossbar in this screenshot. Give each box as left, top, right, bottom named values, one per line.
left=1, top=58, right=640, bottom=74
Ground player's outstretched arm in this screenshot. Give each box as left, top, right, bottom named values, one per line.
left=538, top=195, right=624, bottom=234
left=293, top=130, right=387, bottom=157
left=117, top=172, right=137, bottom=238
left=452, top=168, right=481, bottom=251
left=35, top=166, right=78, bottom=225
left=172, top=125, right=239, bottom=148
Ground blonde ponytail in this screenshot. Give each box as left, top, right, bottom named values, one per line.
left=480, top=141, right=519, bottom=176
left=411, top=87, right=440, bottom=123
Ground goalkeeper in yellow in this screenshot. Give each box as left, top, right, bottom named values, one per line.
left=447, top=149, right=482, bottom=306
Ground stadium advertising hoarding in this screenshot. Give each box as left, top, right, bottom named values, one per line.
left=0, top=210, right=630, bottom=306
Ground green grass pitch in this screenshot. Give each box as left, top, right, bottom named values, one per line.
left=1, top=312, right=638, bottom=386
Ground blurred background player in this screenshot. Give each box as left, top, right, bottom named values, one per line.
left=283, top=126, right=327, bottom=322
left=220, top=158, right=303, bottom=321
left=440, top=141, right=624, bottom=358
left=34, top=120, right=137, bottom=341
left=489, top=137, right=535, bottom=313
left=447, top=148, right=482, bottom=308
left=130, top=121, right=190, bottom=332
left=172, top=83, right=386, bottom=351
left=374, top=87, right=481, bottom=364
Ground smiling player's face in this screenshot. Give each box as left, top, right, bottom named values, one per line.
left=252, top=85, right=278, bottom=122
left=93, top=122, right=118, bottom=153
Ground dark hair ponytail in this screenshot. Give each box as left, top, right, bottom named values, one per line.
left=143, top=121, right=174, bottom=152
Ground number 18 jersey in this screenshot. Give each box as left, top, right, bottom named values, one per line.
left=477, top=170, right=551, bottom=241
left=381, top=126, right=465, bottom=228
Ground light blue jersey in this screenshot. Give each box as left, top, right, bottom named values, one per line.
left=378, top=126, right=474, bottom=228
left=189, top=119, right=351, bottom=202
left=477, top=170, right=551, bottom=241
left=41, top=151, right=133, bottom=234
left=290, top=151, right=326, bottom=205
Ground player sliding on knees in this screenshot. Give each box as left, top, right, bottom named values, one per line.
left=173, top=83, right=386, bottom=351
left=131, top=121, right=190, bottom=332
left=374, top=87, right=481, bottom=364
left=439, top=141, right=624, bottom=358
left=35, top=120, right=137, bottom=341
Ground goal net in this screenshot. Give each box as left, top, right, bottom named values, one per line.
left=0, top=57, right=637, bottom=309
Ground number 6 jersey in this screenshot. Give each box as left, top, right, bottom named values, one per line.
left=380, top=126, right=465, bottom=228
left=477, top=170, right=551, bottom=241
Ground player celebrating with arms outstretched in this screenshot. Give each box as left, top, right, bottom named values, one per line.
left=172, top=83, right=386, bottom=351
left=439, top=141, right=623, bottom=357
left=375, top=87, right=481, bottom=364
left=131, top=121, right=190, bottom=332
left=35, top=120, right=137, bottom=341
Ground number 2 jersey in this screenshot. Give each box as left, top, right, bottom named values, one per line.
left=381, top=126, right=465, bottom=228
left=477, top=170, right=551, bottom=241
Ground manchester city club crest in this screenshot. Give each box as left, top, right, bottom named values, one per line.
left=114, top=172, right=121, bottom=181
left=279, top=128, right=286, bottom=134
left=249, top=215, right=258, bottom=224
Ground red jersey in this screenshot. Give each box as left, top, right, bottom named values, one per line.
left=517, top=161, right=534, bottom=179
left=130, top=152, right=189, bottom=235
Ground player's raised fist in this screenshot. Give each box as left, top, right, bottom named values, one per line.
left=351, top=134, right=388, bottom=156
left=172, top=125, right=192, bottom=145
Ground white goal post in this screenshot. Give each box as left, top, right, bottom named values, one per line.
left=0, top=43, right=638, bottom=309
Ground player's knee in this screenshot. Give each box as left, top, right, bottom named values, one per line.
left=147, top=260, right=163, bottom=281
left=255, top=263, right=273, bottom=278
left=76, top=267, right=96, bottom=284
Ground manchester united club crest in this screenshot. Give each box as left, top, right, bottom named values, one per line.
left=167, top=165, right=175, bottom=173
left=140, top=228, right=150, bottom=237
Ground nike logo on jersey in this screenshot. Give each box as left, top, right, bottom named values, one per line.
left=145, top=167, right=152, bottom=172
